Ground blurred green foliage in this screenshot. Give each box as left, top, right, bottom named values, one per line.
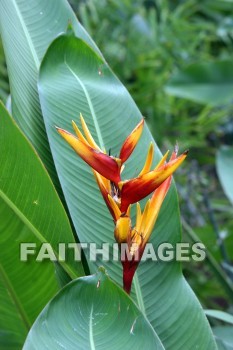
left=70, top=0, right=233, bottom=151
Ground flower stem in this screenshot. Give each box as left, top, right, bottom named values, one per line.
left=122, top=261, right=138, bottom=294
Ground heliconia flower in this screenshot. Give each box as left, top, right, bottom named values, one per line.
left=57, top=115, right=188, bottom=294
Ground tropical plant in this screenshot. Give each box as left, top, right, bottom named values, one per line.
left=0, top=0, right=231, bottom=349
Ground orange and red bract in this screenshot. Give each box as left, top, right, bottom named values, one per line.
left=119, top=119, right=144, bottom=163
left=119, top=151, right=188, bottom=212
left=57, top=115, right=188, bottom=293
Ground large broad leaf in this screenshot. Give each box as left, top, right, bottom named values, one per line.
left=165, top=60, right=233, bottom=106
left=0, top=0, right=100, bottom=186
left=23, top=268, right=164, bottom=350
left=38, top=33, right=217, bottom=349
left=216, top=146, right=233, bottom=206
left=0, top=102, right=83, bottom=348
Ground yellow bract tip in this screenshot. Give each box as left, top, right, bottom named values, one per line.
left=80, top=113, right=101, bottom=152
left=126, top=204, right=131, bottom=217
left=135, top=202, right=142, bottom=233
left=72, top=120, right=89, bottom=145
left=138, top=142, right=154, bottom=176
left=107, top=194, right=121, bottom=220
left=154, top=150, right=170, bottom=170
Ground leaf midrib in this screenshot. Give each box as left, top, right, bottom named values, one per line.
left=65, top=60, right=105, bottom=150
left=89, top=305, right=96, bottom=350
left=133, top=273, right=146, bottom=315
left=0, top=263, right=31, bottom=332
left=0, top=189, right=77, bottom=279
left=11, top=0, right=40, bottom=70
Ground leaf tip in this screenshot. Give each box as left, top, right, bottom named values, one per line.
left=66, top=21, right=75, bottom=37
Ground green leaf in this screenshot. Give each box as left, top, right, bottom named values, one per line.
left=216, top=146, right=233, bottom=206
left=0, top=0, right=100, bottom=186
left=38, top=34, right=217, bottom=349
left=23, top=268, right=164, bottom=350
left=205, top=310, right=233, bottom=325
left=0, top=199, right=58, bottom=349
left=165, top=60, right=233, bottom=106
left=212, top=326, right=233, bottom=350
left=0, top=102, right=83, bottom=348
